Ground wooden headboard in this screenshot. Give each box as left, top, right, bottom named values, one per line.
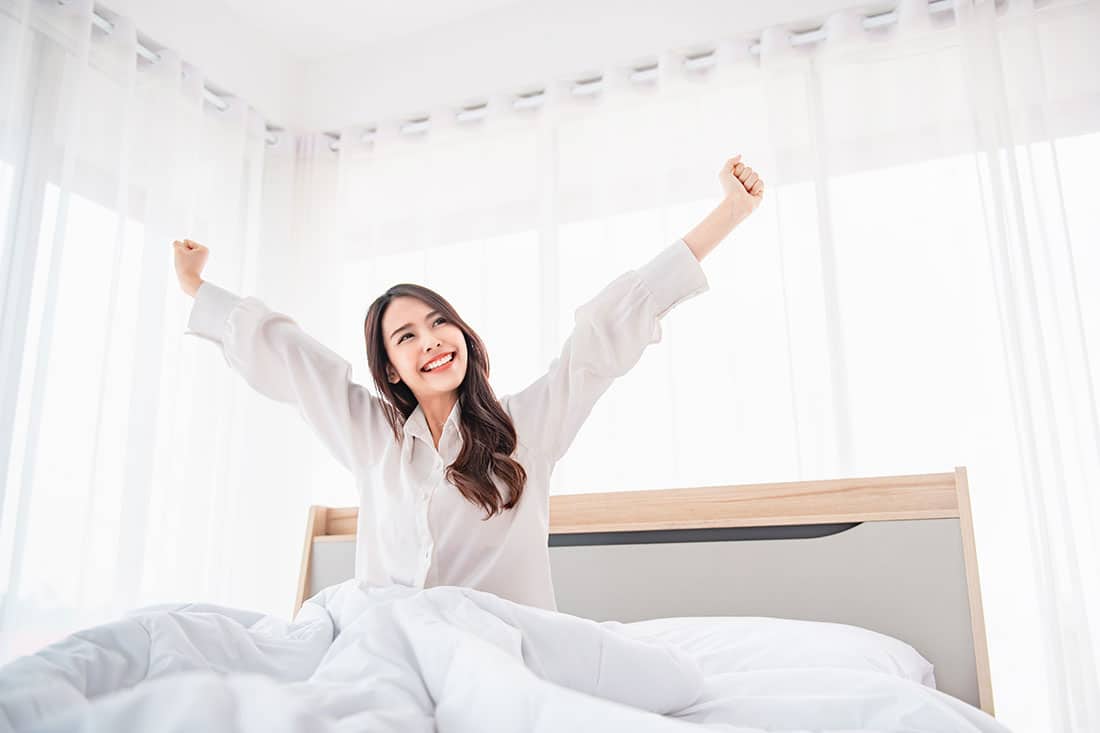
left=294, top=466, right=993, bottom=716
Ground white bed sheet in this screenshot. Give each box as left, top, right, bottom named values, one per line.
left=0, top=580, right=1013, bottom=732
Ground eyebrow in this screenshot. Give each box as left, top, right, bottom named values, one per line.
left=390, top=311, right=441, bottom=342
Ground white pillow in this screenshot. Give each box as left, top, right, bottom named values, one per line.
left=602, top=616, right=936, bottom=688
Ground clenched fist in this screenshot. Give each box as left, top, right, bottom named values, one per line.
left=680, top=155, right=767, bottom=262
left=718, top=155, right=764, bottom=220
left=173, top=239, right=208, bottom=297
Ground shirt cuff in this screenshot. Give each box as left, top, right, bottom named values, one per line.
left=184, top=280, right=243, bottom=343
left=636, top=238, right=710, bottom=319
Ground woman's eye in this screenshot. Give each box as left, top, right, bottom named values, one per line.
left=398, top=318, right=444, bottom=343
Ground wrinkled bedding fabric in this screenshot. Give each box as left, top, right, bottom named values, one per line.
left=0, top=581, right=1012, bottom=732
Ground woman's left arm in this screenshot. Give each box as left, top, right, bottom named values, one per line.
left=502, top=240, right=706, bottom=464
left=682, top=155, right=765, bottom=262
left=504, top=156, right=765, bottom=464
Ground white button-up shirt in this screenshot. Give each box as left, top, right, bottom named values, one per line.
left=184, top=238, right=709, bottom=611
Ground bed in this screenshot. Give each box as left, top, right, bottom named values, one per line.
left=0, top=467, right=1006, bottom=732
left=297, top=466, right=995, bottom=716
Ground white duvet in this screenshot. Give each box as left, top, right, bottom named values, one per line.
left=0, top=580, right=1012, bottom=732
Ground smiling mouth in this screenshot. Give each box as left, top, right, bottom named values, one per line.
left=421, top=352, right=456, bottom=372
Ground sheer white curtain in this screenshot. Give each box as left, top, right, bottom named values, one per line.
left=0, top=0, right=298, bottom=661
left=321, top=1, right=1099, bottom=730
left=2, top=0, right=1099, bottom=731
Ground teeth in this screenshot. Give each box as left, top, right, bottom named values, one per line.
left=423, top=353, right=454, bottom=371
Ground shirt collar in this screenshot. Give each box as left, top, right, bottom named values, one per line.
left=403, top=399, right=462, bottom=445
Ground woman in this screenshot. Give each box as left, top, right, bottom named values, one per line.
left=174, top=156, right=764, bottom=612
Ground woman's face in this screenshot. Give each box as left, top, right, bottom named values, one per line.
left=382, top=296, right=468, bottom=397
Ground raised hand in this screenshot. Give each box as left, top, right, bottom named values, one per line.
left=718, top=154, right=764, bottom=220
left=172, top=239, right=208, bottom=297
left=681, top=156, right=766, bottom=262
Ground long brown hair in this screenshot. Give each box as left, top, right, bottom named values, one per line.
left=363, top=284, right=527, bottom=519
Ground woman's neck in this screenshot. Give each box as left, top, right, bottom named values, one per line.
left=419, top=391, right=459, bottom=449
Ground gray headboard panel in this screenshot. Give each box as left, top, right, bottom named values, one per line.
left=549, top=518, right=977, bottom=708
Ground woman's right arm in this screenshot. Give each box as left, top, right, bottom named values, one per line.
left=175, top=240, right=392, bottom=475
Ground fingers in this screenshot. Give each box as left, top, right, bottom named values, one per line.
left=733, top=163, right=758, bottom=184
left=730, top=158, right=764, bottom=195
left=172, top=239, right=206, bottom=252
left=724, top=156, right=765, bottom=195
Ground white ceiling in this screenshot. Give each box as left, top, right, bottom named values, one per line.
left=219, top=0, right=531, bottom=60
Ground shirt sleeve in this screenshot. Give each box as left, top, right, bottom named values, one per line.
left=183, top=281, right=393, bottom=475
left=502, top=238, right=709, bottom=465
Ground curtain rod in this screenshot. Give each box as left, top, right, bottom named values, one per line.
left=84, top=0, right=962, bottom=150
left=83, top=6, right=281, bottom=145
left=328, top=0, right=960, bottom=151
left=746, top=0, right=956, bottom=54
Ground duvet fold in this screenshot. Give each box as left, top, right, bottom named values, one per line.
left=0, top=582, right=704, bottom=732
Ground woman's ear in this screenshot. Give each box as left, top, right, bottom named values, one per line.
left=387, top=365, right=400, bottom=384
